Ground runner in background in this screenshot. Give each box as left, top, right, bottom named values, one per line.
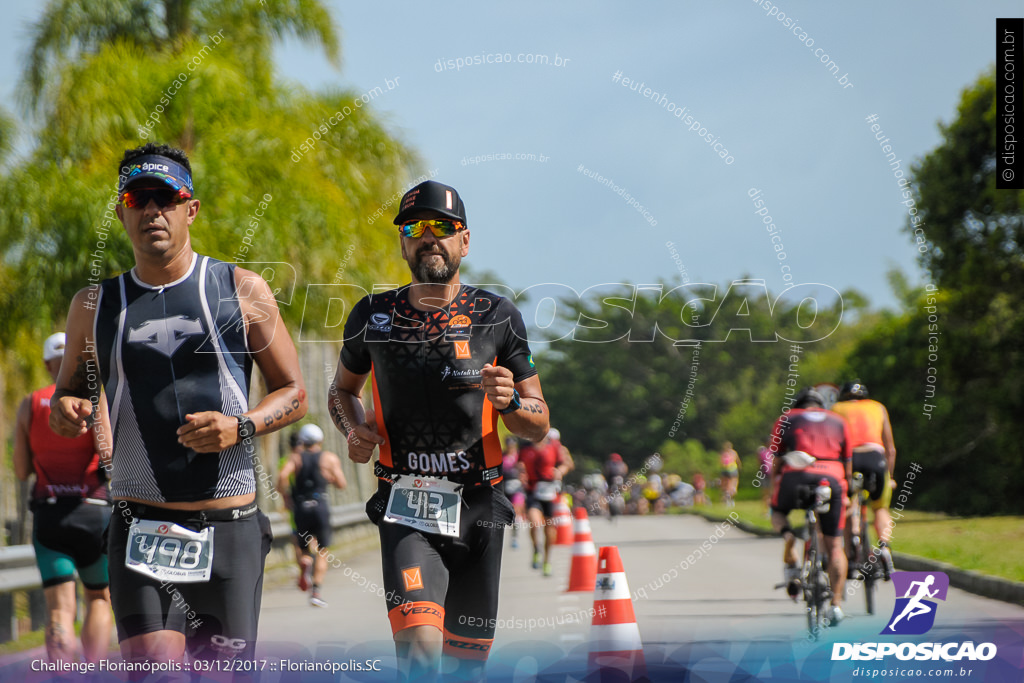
left=603, top=452, right=628, bottom=520
left=501, top=436, right=526, bottom=549
left=14, top=332, right=113, bottom=664
left=521, top=429, right=573, bottom=576
left=720, top=441, right=740, bottom=506
left=757, top=439, right=774, bottom=516
left=278, top=423, right=347, bottom=607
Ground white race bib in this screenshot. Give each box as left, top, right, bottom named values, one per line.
left=126, top=519, right=214, bottom=583
left=384, top=476, right=462, bottom=537
left=533, top=480, right=560, bottom=502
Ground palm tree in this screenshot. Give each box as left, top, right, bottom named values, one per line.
left=21, top=0, right=340, bottom=112
left=0, top=0, right=420, bottom=436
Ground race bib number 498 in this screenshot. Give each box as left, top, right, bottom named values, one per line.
left=126, top=519, right=214, bottom=583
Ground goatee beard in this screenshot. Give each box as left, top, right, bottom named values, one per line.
left=414, top=250, right=459, bottom=284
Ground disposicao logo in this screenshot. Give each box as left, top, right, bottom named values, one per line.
left=884, top=571, right=948, bottom=635
left=832, top=571, right=997, bottom=662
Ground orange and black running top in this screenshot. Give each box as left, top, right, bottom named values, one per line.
left=340, top=284, right=537, bottom=482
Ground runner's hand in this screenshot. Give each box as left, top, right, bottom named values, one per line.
left=481, top=363, right=515, bottom=410
left=50, top=396, right=93, bottom=438
left=348, top=408, right=384, bottom=463
left=178, top=411, right=238, bottom=453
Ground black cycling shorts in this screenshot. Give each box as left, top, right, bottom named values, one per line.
left=772, top=470, right=844, bottom=537
left=367, top=481, right=514, bottom=661
left=32, top=498, right=110, bottom=589
left=525, top=493, right=556, bottom=519
left=293, top=497, right=332, bottom=549
left=107, top=501, right=272, bottom=660
left=852, top=448, right=888, bottom=501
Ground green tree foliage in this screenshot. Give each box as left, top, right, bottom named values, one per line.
left=0, top=0, right=419, bottom=410
left=844, top=68, right=1024, bottom=514
left=538, top=279, right=851, bottom=475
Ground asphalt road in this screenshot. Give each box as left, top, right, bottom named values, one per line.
left=3, top=513, right=1023, bottom=681
left=255, top=513, right=1024, bottom=681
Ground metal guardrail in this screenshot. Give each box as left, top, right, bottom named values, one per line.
left=0, top=503, right=370, bottom=644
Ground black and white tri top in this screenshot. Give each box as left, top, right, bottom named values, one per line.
left=95, top=254, right=254, bottom=502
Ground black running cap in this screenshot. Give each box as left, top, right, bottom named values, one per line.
left=393, top=180, right=467, bottom=226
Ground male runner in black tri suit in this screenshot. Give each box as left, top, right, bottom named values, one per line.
left=278, top=423, right=346, bottom=607
left=329, top=180, right=550, bottom=681
left=50, top=142, right=307, bottom=666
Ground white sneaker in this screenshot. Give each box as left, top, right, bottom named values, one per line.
left=829, top=605, right=845, bottom=625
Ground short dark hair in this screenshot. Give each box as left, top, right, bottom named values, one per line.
left=118, top=142, right=192, bottom=183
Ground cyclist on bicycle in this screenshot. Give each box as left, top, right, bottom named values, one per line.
left=770, top=387, right=852, bottom=624
left=831, top=380, right=897, bottom=577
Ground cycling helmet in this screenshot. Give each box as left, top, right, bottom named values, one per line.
left=838, top=381, right=869, bottom=401
left=792, top=387, right=825, bottom=409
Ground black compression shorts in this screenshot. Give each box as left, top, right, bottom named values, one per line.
left=108, top=501, right=272, bottom=660
left=293, top=497, right=332, bottom=549
left=852, top=448, right=888, bottom=501
left=771, top=470, right=845, bottom=537
left=525, top=493, right=556, bottom=519
left=368, top=481, right=514, bottom=661
left=32, top=498, right=110, bottom=589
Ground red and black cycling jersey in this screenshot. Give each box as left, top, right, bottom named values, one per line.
left=340, top=284, right=537, bottom=481
left=772, top=407, right=851, bottom=473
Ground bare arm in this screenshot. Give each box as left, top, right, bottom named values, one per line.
left=322, top=451, right=347, bottom=490
left=480, top=368, right=550, bottom=442
left=328, top=364, right=384, bottom=464
left=92, top=389, right=113, bottom=474
left=277, top=452, right=299, bottom=510
left=13, top=397, right=33, bottom=481
left=178, top=270, right=308, bottom=452
left=881, top=406, right=896, bottom=478
left=51, top=287, right=103, bottom=438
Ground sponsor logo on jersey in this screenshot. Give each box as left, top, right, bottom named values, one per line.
left=454, top=340, right=471, bottom=359
left=128, top=315, right=204, bottom=357
left=368, top=312, right=393, bottom=332
left=440, top=365, right=480, bottom=382
left=402, top=567, right=424, bottom=591
left=448, top=314, right=471, bottom=328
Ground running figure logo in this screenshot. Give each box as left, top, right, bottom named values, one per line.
left=883, top=572, right=949, bottom=635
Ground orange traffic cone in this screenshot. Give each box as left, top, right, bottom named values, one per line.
left=566, top=506, right=597, bottom=592
left=588, top=546, right=646, bottom=681
left=554, top=495, right=574, bottom=546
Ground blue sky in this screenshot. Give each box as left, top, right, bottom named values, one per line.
left=0, top=1, right=1015, bottom=311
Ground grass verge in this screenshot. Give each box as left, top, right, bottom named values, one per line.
left=680, top=499, right=1024, bottom=583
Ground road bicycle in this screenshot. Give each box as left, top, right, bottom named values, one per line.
left=847, top=471, right=889, bottom=615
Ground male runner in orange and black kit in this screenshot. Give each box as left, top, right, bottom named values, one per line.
left=770, top=387, right=852, bottom=624
left=329, top=180, right=549, bottom=681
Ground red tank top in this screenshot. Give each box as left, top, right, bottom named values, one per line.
left=28, top=385, right=105, bottom=500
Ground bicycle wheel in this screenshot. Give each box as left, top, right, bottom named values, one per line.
left=860, top=506, right=876, bottom=615
left=805, top=520, right=823, bottom=638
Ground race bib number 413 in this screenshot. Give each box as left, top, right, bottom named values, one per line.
left=126, top=519, right=214, bottom=583
left=384, top=476, right=461, bottom=537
